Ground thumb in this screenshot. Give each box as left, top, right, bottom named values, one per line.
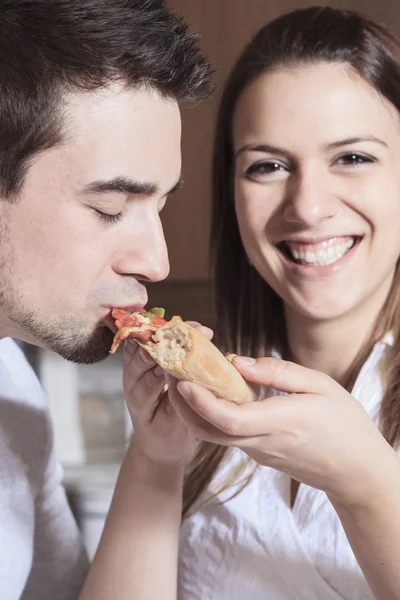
left=232, top=356, right=332, bottom=395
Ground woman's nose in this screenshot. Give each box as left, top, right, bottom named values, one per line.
left=283, top=170, right=341, bottom=227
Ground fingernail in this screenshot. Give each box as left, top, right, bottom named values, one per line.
left=234, top=356, right=256, bottom=366
left=154, top=366, right=164, bottom=377
left=186, top=321, right=201, bottom=327
left=177, top=381, right=192, bottom=400
left=139, top=348, right=149, bottom=363
left=202, top=326, right=214, bottom=336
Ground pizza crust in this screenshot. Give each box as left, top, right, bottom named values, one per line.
left=138, top=317, right=258, bottom=404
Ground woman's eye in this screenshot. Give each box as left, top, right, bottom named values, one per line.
left=335, top=152, right=375, bottom=167
left=245, top=161, right=288, bottom=178
left=94, top=209, right=123, bottom=224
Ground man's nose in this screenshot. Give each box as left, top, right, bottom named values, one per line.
left=113, top=212, right=170, bottom=283
left=283, top=168, right=340, bottom=227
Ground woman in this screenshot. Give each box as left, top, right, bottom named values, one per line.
left=122, top=6, right=400, bottom=600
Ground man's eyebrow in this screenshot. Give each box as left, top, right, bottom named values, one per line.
left=82, top=175, right=183, bottom=197
left=83, top=176, right=158, bottom=196
left=324, top=135, right=388, bottom=150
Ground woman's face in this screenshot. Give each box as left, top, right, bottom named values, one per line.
left=233, top=63, right=400, bottom=323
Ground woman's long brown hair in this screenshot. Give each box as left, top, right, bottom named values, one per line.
left=183, top=6, right=400, bottom=518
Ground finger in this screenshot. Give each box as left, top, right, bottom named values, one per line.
left=139, top=347, right=154, bottom=363
left=167, top=376, right=244, bottom=445
left=126, top=363, right=167, bottom=421
left=124, top=342, right=154, bottom=366
left=185, top=321, right=214, bottom=341
left=232, top=356, right=333, bottom=395
left=123, top=343, right=163, bottom=419
left=123, top=341, right=156, bottom=378
left=150, top=389, right=172, bottom=421
left=176, top=380, right=290, bottom=438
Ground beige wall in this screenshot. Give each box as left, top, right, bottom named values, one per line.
left=162, top=0, right=400, bottom=281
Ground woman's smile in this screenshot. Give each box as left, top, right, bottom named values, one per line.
left=276, top=235, right=363, bottom=279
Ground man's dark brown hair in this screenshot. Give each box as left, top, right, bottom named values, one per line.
left=0, top=0, right=212, bottom=198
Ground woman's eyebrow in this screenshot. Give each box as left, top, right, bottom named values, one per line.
left=235, top=135, right=388, bottom=160
left=324, top=135, right=388, bottom=150
left=235, top=144, right=291, bottom=160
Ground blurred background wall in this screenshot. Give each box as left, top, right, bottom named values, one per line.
left=34, top=0, right=400, bottom=557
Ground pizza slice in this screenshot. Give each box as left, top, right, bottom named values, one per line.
left=110, top=307, right=258, bottom=404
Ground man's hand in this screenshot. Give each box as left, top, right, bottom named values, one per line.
left=122, top=321, right=213, bottom=467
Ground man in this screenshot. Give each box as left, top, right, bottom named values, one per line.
left=0, top=1, right=212, bottom=598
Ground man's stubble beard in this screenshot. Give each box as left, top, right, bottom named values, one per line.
left=19, top=312, right=115, bottom=364
left=0, top=217, right=114, bottom=364
left=16, top=310, right=115, bottom=364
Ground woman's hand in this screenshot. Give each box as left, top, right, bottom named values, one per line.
left=168, top=356, right=394, bottom=506
left=122, top=321, right=213, bottom=467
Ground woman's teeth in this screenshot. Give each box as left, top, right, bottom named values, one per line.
left=284, top=237, right=356, bottom=266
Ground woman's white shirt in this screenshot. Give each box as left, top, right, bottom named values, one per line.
left=178, top=334, right=393, bottom=600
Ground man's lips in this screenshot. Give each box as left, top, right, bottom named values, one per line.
left=102, top=305, right=146, bottom=334
left=102, top=314, right=118, bottom=334
left=114, top=306, right=145, bottom=313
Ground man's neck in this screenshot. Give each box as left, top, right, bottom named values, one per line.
left=284, top=282, right=392, bottom=387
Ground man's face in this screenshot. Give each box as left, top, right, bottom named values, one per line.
left=0, top=84, right=181, bottom=363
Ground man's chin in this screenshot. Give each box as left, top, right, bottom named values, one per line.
left=48, top=326, right=115, bottom=364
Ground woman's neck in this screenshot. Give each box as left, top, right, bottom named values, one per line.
left=284, top=281, right=392, bottom=387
